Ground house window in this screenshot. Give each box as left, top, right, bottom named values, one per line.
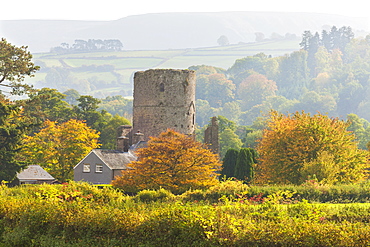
left=83, top=164, right=90, bottom=173
left=96, top=164, right=103, bottom=173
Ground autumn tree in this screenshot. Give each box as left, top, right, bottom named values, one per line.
left=112, top=129, right=221, bottom=193
left=256, top=111, right=369, bottom=185
left=20, top=119, right=100, bottom=181
left=238, top=73, right=277, bottom=111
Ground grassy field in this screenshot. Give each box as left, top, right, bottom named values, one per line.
left=29, top=39, right=300, bottom=96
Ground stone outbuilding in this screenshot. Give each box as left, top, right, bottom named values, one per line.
left=17, top=165, right=56, bottom=185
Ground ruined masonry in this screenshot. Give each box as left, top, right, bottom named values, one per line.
left=131, top=69, right=196, bottom=141
left=204, top=116, right=219, bottom=154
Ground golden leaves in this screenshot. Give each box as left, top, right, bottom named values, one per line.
left=256, top=111, right=368, bottom=185
left=112, top=129, right=221, bottom=193
left=20, top=119, right=100, bottom=181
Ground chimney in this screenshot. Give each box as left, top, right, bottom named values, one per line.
left=116, top=125, right=132, bottom=152
left=133, top=131, right=144, bottom=144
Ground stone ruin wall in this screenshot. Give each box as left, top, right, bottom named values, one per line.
left=132, top=69, right=196, bottom=141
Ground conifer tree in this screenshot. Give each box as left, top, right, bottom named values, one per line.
left=245, top=148, right=256, bottom=183
left=221, top=148, right=239, bottom=179
left=234, top=148, right=254, bottom=182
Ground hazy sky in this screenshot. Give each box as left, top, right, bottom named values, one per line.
left=1, top=0, right=369, bottom=21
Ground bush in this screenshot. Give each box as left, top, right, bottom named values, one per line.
left=135, top=188, right=175, bottom=203
left=204, top=179, right=249, bottom=202
left=247, top=184, right=370, bottom=203
left=180, top=189, right=206, bottom=202
left=2, top=182, right=370, bottom=246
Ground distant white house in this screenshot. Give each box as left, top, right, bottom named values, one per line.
left=17, top=165, right=56, bottom=184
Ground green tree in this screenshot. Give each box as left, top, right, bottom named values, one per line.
left=0, top=40, right=39, bottom=181
left=195, top=99, right=215, bottom=127
left=0, top=38, right=39, bottom=95
left=219, top=101, right=242, bottom=124
left=74, top=95, right=110, bottom=131
left=228, top=53, right=267, bottom=85
left=215, top=116, right=243, bottom=157
left=221, top=148, right=239, bottom=179
left=243, top=129, right=263, bottom=149
left=100, top=114, right=131, bottom=149
left=63, top=89, right=80, bottom=105
left=201, top=73, right=235, bottom=108
left=347, top=113, right=370, bottom=150
left=99, top=95, right=133, bottom=118
left=0, top=97, right=35, bottom=181
left=277, top=50, right=310, bottom=99
left=219, top=128, right=243, bottom=158
left=21, top=88, right=73, bottom=124
left=297, top=91, right=337, bottom=116
left=257, top=111, right=369, bottom=185
left=217, top=115, right=237, bottom=132
left=217, top=35, right=229, bottom=46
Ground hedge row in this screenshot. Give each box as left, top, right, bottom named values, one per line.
left=1, top=182, right=370, bottom=246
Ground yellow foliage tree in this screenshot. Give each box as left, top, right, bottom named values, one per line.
left=21, top=119, right=100, bottom=181
left=256, top=111, right=369, bottom=185
left=112, top=129, right=221, bottom=193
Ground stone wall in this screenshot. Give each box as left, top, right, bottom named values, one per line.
left=204, top=116, right=219, bottom=154
left=132, top=69, right=196, bottom=140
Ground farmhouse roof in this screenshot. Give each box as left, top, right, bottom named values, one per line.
left=17, top=165, right=55, bottom=180
left=91, top=149, right=137, bottom=170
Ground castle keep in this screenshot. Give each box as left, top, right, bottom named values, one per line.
left=132, top=69, right=196, bottom=140
left=75, top=69, right=220, bottom=184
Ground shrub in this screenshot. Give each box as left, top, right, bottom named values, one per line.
left=204, top=179, right=249, bottom=202
left=180, top=189, right=206, bottom=202
left=135, top=188, right=175, bottom=203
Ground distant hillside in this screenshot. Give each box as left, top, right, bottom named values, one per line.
left=0, top=12, right=368, bottom=53
left=25, top=39, right=300, bottom=98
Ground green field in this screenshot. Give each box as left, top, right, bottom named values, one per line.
left=29, top=39, right=301, bottom=96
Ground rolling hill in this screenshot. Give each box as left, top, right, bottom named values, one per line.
left=28, top=39, right=301, bottom=97
left=1, top=12, right=367, bottom=53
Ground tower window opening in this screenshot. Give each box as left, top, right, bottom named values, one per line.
left=159, top=83, right=165, bottom=92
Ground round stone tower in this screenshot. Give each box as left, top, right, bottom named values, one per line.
left=132, top=69, right=196, bottom=141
